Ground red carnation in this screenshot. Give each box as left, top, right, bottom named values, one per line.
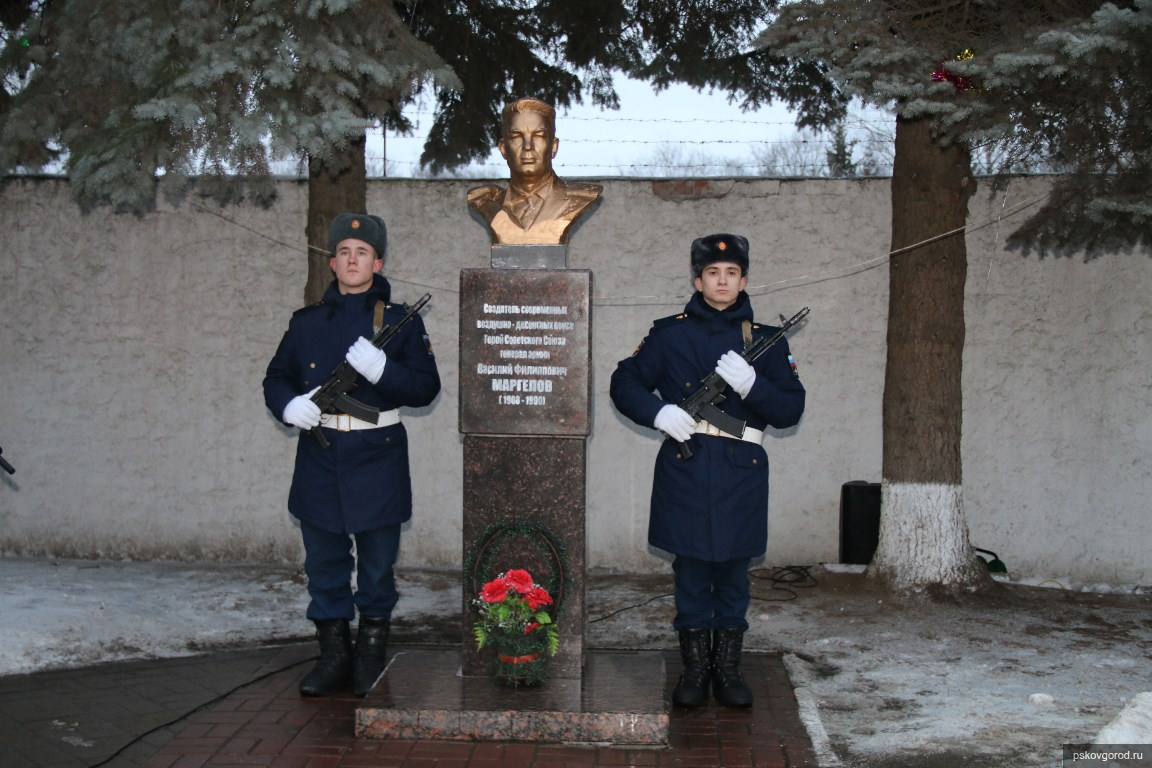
left=479, top=578, right=508, bottom=603
left=525, top=586, right=553, bottom=611
left=503, top=569, right=534, bottom=594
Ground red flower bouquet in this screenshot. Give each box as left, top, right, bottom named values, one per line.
left=472, top=569, right=559, bottom=685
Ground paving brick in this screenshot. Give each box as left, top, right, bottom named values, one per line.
left=0, top=645, right=816, bottom=768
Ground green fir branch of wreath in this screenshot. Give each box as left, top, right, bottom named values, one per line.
left=464, top=520, right=570, bottom=620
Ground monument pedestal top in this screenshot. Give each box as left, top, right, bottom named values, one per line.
left=356, top=648, right=668, bottom=745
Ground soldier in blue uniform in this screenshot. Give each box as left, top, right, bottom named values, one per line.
left=610, top=234, right=805, bottom=708
left=263, top=213, right=440, bottom=697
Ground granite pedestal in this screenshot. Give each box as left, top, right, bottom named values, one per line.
left=357, top=244, right=669, bottom=746
left=457, top=266, right=593, bottom=680
left=355, top=649, right=668, bottom=745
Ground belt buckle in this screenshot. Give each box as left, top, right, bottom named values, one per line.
left=336, top=414, right=352, bottom=432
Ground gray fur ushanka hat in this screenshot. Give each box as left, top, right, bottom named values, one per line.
left=327, top=213, right=387, bottom=258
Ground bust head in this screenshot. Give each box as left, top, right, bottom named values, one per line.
left=498, top=98, right=559, bottom=188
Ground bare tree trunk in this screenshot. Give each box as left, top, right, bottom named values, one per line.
left=869, top=116, right=991, bottom=593
left=304, top=135, right=368, bottom=305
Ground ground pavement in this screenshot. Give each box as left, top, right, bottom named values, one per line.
left=0, top=641, right=817, bottom=768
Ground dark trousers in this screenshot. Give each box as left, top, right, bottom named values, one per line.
left=299, top=520, right=401, bottom=622
left=672, top=555, right=752, bottom=631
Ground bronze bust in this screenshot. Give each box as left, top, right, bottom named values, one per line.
left=467, top=98, right=602, bottom=245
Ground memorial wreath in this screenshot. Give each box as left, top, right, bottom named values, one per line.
left=472, top=569, right=559, bottom=686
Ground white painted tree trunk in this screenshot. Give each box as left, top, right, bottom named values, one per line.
left=870, top=481, right=988, bottom=592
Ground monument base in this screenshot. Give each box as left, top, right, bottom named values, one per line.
left=355, top=648, right=668, bottom=745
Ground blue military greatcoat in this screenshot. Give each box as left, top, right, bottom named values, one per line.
left=610, top=291, right=805, bottom=561
left=263, top=274, right=440, bottom=535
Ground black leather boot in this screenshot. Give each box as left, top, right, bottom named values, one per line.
left=671, top=629, right=712, bottom=707
left=711, top=628, right=753, bottom=707
left=298, top=619, right=353, bottom=697
left=352, top=616, right=390, bottom=697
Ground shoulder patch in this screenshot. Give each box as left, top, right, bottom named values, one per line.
left=291, top=300, right=326, bottom=318
left=651, top=312, right=688, bottom=330
left=628, top=313, right=685, bottom=357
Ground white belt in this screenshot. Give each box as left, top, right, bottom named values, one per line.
left=694, top=420, right=764, bottom=444
left=318, top=409, right=400, bottom=432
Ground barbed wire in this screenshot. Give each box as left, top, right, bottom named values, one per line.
left=372, top=110, right=898, bottom=177
left=379, top=163, right=896, bottom=175
left=398, top=110, right=895, bottom=128
left=380, top=135, right=895, bottom=146
left=372, top=161, right=896, bottom=174
left=381, top=139, right=889, bottom=147
left=284, top=157, right=898, bottom=176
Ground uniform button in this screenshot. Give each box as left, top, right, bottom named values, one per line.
left=310, top=362, right=316, bottom=368
left=753, top=458, right=759, bottom=464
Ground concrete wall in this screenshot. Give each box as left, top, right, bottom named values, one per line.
left=0, top=175, right=1148, bottom=585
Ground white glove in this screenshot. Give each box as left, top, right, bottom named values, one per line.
left=716, top=351, right=755, bottom=398
left=654, top=404, right=696, bottom=443
left=283, top=393, right=321, bottom=430
left=346, top=337, right=387, bottom=384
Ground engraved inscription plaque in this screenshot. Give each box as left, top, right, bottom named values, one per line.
left=459, top=269, right=591, bottom=436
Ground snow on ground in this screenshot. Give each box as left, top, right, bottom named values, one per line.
left=0, top=559, right=312, bottom=674
left=1, top=557, right=1150, bottom=767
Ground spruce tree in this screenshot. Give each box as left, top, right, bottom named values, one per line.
left=0, top=0, right=649, bottom=301
left=825, top=123, right=858, bottom=177
left=0, top=0, right=458, bottom=301
left=975, top=0, right=1152, bottom=255
left=753, top=0, right=1143, bottom=591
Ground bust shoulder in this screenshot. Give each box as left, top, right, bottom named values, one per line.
left=563, top=180, right=603, bottom=199
left=466, top=184, right=505, bottom=206
left=553, top=177, right=602, bottom=203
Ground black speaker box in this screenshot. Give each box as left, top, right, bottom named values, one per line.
left=839, top=481, right=881, bottom=564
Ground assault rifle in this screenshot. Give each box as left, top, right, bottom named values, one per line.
left=674, top=306, right=810, bottom=459
left=307, top=293, right=431, bottom=449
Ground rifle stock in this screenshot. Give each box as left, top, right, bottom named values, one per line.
left=306, top=294, right=431, bottom=448
left=674, top=306, right=809, bottom=459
